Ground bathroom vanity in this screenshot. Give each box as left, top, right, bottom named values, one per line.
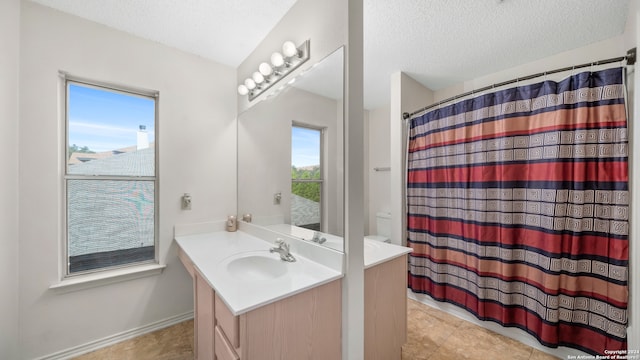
left=175, top=222, right=411, bottom=360
left=176, top=228, right=343, bottom=360
left=181, top=258, right=341, bottom=360
left=364, top=252, right=410, bottom=359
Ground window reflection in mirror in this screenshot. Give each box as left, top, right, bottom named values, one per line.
left=291, top=124, right=323, bottom=231
left=237, top=46, right=344, bottom=252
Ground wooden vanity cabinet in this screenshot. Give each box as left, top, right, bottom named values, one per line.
left=214, top=293, right=239, bottom=360
left=196, top=269, right=216, bottom=359
left=178, top=248, right=342, bottom=360
left=364, top=255, right=409, bottom=360
left=179, top=249, right=216, bottom=359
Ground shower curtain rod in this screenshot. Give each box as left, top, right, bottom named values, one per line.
left=402, top=47, right=637, bottom=121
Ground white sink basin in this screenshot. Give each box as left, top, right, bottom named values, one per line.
left=222, top=251, right=288, bottom=281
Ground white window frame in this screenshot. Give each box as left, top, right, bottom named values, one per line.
left=291, top=122, right=325, bottom=231
left=60, top=72, right=160, bottom=280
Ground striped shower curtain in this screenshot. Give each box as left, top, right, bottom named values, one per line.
left=407, top=67, right=629, bottom=355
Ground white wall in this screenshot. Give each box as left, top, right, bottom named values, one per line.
left=389, top=73, right=433, bottom=246
left=344, top=1, right=366, bottom=358
left=363, top=109, right=370, bottom=232
left=18, top=3, right=237, bottom=358
left=366, top=104, right=391, bottom=235
left=0, top=0, right=21, bottom=358
left=335, top=97, right=345, bottom=236
left=435, top=35, right=628, bottom=102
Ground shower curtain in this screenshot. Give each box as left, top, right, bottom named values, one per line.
left=407, top=67, right=629, bottom=355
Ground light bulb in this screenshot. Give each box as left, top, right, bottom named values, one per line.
left=244, top=78, right=256, bottom=90
left=282, top=41, right=298, bottom=58
left=237, top=84, right=248, bottom=95
left=252, top=71, right=264, bottom=84
left=271, top=52, right=284, bottom=67
left=259, top=62, right=273, bottom=76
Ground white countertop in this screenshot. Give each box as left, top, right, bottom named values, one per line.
left=363, top=239, right=412, bottom=269
left=175, top=230, right=343, bottom=316
left=263, top=223, right=412, bottom=269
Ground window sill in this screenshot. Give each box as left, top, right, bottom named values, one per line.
left=50, top=263, right=166, bottom=294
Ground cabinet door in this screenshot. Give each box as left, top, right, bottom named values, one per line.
left=364, top=255, right=408, bottom=360
left=195, top=270, right=215, bottom=360
left=240, top=279, right=342, bottom=360
left=215, top=294, right=239, bottom=348
left=215, top=326, right=240, bottom=360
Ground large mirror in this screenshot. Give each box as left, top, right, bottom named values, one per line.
left=238, top=47, right=345, bottom=252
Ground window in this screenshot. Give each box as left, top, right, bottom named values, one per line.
left=291, top=124, right=323, bottom=231
left=64, top=77, right=158, bottom=275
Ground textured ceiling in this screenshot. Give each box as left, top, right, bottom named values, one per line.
left=364, top=0, right=630, bottom=108
left=30, top=0, right=298, bottom=67
left=31, top=0, right=630, bottom=110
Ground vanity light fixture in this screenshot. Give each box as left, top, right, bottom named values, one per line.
left=259, top=62, right=273, bottom=76
left=237, top=39, right=310, bottom=101
left=252, top=71, right=265, bottom=84
left=244, top=78, right=256, bottom=90
left=237, top=84, right=249, bottom=95
left=271, top=52, right=285, bottom=68
left=282, top=41, right=299, bottom=58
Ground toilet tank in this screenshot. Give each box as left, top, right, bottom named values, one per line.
left=376, top=212, right=391, bottom=238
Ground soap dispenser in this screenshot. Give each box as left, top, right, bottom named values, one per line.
left=226, top=215, right=237, bottom=232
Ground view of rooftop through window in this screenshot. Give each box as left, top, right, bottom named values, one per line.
left=66, top=81, right=157, bottom=274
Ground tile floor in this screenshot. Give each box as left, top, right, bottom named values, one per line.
left=73, top=299, right=560, bottom=359
left=73, top=320, right=194, bottom=360
left=403, top=299, right=559, bottom=360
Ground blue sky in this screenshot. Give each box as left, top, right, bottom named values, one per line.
left=69, top=83, right=320, bottom=168
left=68, top=83, right=155, bottom=152
left=291, top=126, right=320, bottom=167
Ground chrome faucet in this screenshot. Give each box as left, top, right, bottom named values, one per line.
left=311, top=231, right=326, bottom=244
left=270, top=239, right=296, bottom=262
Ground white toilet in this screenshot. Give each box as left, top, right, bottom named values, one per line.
left=365, top=211, right=392, bottom=243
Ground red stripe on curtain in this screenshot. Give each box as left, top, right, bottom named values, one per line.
left=410, top=104, right=627, bottom=151
left=410, top=120, right=628, bottom=153
left=407, top=217, right=629, bottom=260
left=409, top=161, right=629, bottom=184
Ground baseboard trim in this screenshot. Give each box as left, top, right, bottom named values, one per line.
left=35, top=311, right=194, bottom=360
left=408, top=290, right=591, bottom=359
